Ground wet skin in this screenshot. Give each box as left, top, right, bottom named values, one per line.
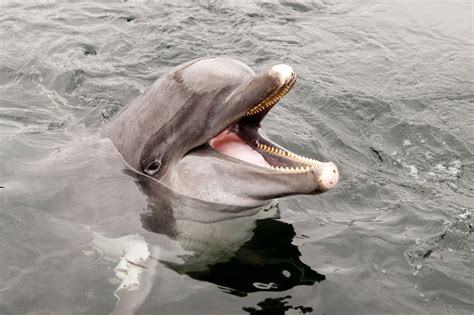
left=103, top=57, right=339, bottom=207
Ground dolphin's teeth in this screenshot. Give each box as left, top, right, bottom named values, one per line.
left=258, top=144, right=310, bottom=165
left=245, top=73, right=295, bottom=117
left=266, top=164, right=317, bottom=174
left=256, top=141, right=321, bottom=171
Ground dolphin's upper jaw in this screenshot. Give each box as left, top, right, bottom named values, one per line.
left=244, top=64, right=296, bottom=119
left=207, top=64, right=339, bottom=193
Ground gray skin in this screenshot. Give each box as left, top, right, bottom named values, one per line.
left=103, top=57, right=338, bottom=208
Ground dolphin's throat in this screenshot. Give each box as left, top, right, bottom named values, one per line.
left=209, top=129, right=271, bottom=168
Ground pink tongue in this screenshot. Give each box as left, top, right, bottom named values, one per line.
left=209, top=130, right=271, bottom=168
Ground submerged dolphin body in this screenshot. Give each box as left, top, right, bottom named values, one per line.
left=103, top=57, right=339, bottom=207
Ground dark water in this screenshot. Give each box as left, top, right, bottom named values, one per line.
left=0, top=1, right=472, bottom=314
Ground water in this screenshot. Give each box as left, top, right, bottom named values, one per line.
left=0, top=1, right=472, bottom=314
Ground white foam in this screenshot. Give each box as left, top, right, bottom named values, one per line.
left=431, top=160, right=462, bottom=180
left=92, top=233, right=152, bottom=300
left=113, top=235, right=150, bottom=294
left=457, top=209, right=470, bottom=220
left=406, top=165, right=419, bottom=180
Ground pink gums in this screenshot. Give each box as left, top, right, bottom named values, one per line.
left=209, top=129, right=271, bottom=168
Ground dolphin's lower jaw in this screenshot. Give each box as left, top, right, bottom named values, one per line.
left=204, top=64, right=339, bottom=194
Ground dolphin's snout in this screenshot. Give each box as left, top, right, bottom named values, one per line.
left=269, top=64, right=295, bottom=85
left=317, top=162, right=339, bottom=192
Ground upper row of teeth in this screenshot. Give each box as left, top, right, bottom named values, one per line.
left=245, top=80, right=294, bottom=116
left=257, top=143, right=320, bottom=165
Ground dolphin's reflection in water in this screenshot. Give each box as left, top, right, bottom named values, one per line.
left=184, top=219, right=325, bottom=297
left=131, top=169, right=325, bottom=297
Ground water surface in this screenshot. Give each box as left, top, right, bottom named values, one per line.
left=0, top=1, right=472, bottom=314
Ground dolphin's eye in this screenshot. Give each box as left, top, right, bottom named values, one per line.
left=144, top=160, right=161, bottom=175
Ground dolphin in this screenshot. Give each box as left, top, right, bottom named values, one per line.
left=103, top=57, right=339, bottom=207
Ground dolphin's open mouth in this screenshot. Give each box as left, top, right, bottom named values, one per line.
left=208, top=65, right=339, bottom=191
left=105, top=57, right=339, bottom=199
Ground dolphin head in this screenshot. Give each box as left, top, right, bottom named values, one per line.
left=104, top=57, right=339, bottom=207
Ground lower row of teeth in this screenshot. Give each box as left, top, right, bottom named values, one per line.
left=257, top=143, right=320, bottom=165
left=268, top=165, right=314, bottom=173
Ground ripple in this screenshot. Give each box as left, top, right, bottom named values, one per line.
left=69, top=244, right=105, bottom=266
left=1, top=1, right=473, bottom=314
